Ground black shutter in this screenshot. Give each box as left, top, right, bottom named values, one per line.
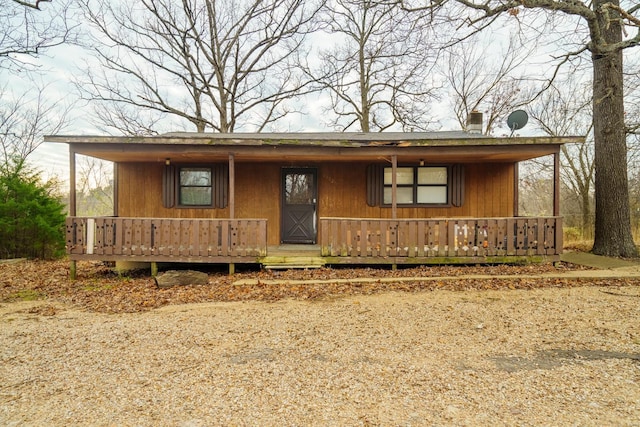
left=213, top=164, right=229, bottom=208
left=162, top=164, right=176, bottom=208
left=451, top=164, right=465, bottom=207
left=366, top=164, right=382, bottom=207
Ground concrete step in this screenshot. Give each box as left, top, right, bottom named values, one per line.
left=260, top=256, right=326, bottom=270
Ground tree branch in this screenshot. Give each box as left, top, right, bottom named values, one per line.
left=12, top=0, right=51, bottom=10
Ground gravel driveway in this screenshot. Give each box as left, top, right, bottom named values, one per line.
left=1, top=285, right=639, bottom=426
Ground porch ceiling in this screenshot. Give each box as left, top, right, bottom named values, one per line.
left=46, top=132, right=583, bottom=164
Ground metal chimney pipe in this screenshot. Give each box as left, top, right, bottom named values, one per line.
left=467, top=110, right=483, bottom=134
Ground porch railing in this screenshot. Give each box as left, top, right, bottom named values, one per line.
left=66, top=217, right=268, bottom=262
left=66, top=216, right=562, bottom=264
left=320, top=217, right=562, bottom=259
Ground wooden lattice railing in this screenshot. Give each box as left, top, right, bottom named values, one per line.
left=319, top=217, right=562, bottom=259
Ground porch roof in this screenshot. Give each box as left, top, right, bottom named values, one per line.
left=45, top=131, right=583, bottom=163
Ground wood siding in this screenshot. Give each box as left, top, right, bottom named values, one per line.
left=117, top=161, right=515, bottom=246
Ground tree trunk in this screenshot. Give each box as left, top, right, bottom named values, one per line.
left=581, top=189, right=591, bottom=238
left=591, top=0, right=637, bottom=257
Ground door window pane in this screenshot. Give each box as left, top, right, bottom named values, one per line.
left=285, top=173, right=314, bottom=204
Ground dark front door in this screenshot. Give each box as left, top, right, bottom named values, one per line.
left=281, top=168, right=317, bottom=243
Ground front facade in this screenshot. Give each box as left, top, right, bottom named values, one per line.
left=47, top=132, right=581, bottom=273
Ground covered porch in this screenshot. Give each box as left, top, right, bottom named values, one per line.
left=46, top=132, right=581, bottom=277
left=65, top=215, right=562, bottom=275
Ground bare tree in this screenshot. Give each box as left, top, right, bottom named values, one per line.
left=0, top=82, right=69, bottom=171
left=440, top=34, right=534, bottom=135
left=624, top=61, right=640, bottom=235
left=303, top=0, right=438, bottom=132
left=76, top=0, right=322, bottom=134
left=528, top=78, right=595, bottom=237
left=401, top=0, right=640, bottom=257
left=625, top=58, right=640, bottom=138
left=1, top=0, right=74, bottom=70
left=76, top=156, right=114, bottom=216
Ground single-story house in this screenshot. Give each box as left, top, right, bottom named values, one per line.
left=45, top=130, right=582, bottom=276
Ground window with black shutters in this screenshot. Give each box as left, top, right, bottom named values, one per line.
left=162, top=164, right=228, bottom=209
left=367, top=163, right=464, bottom=208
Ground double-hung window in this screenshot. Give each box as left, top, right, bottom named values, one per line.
left=383, top=166, right=449, bottom=206
left=162, top=163, right=227, bottom=209
left=179, top=167, right=213, bottom=206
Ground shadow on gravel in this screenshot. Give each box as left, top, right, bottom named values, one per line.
left=491, top=349, right=640, bottom=372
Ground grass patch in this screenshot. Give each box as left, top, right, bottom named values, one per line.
left=7, top=289, right=45, bottom=301
left=82, top=282, right=116, bottom=292
left=563, top=238, right=593, bottom=253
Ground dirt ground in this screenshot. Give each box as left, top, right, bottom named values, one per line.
left=1, top=259, right=637, bottom=313
left=1, top=261, right=639, bottom=425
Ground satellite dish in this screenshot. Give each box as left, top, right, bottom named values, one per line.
left=507, top=110, right=528, bottom=135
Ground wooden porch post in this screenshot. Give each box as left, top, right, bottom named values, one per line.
left=69, top=146, right=77, bottom=279
left=391, top=154, right=397, bottom=220
left=553, top=151, right=560, bottom=216
left=228, top=153, right=235, bottom=275
left=229, top=153, right=235, bottom=219
left=514, top=162, right=519, bottom=217
left=391, top=154, right=397, bottom=270
left=69, top=146, right=77, bottom=217
left=112, top=162, right=118, bottom=216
